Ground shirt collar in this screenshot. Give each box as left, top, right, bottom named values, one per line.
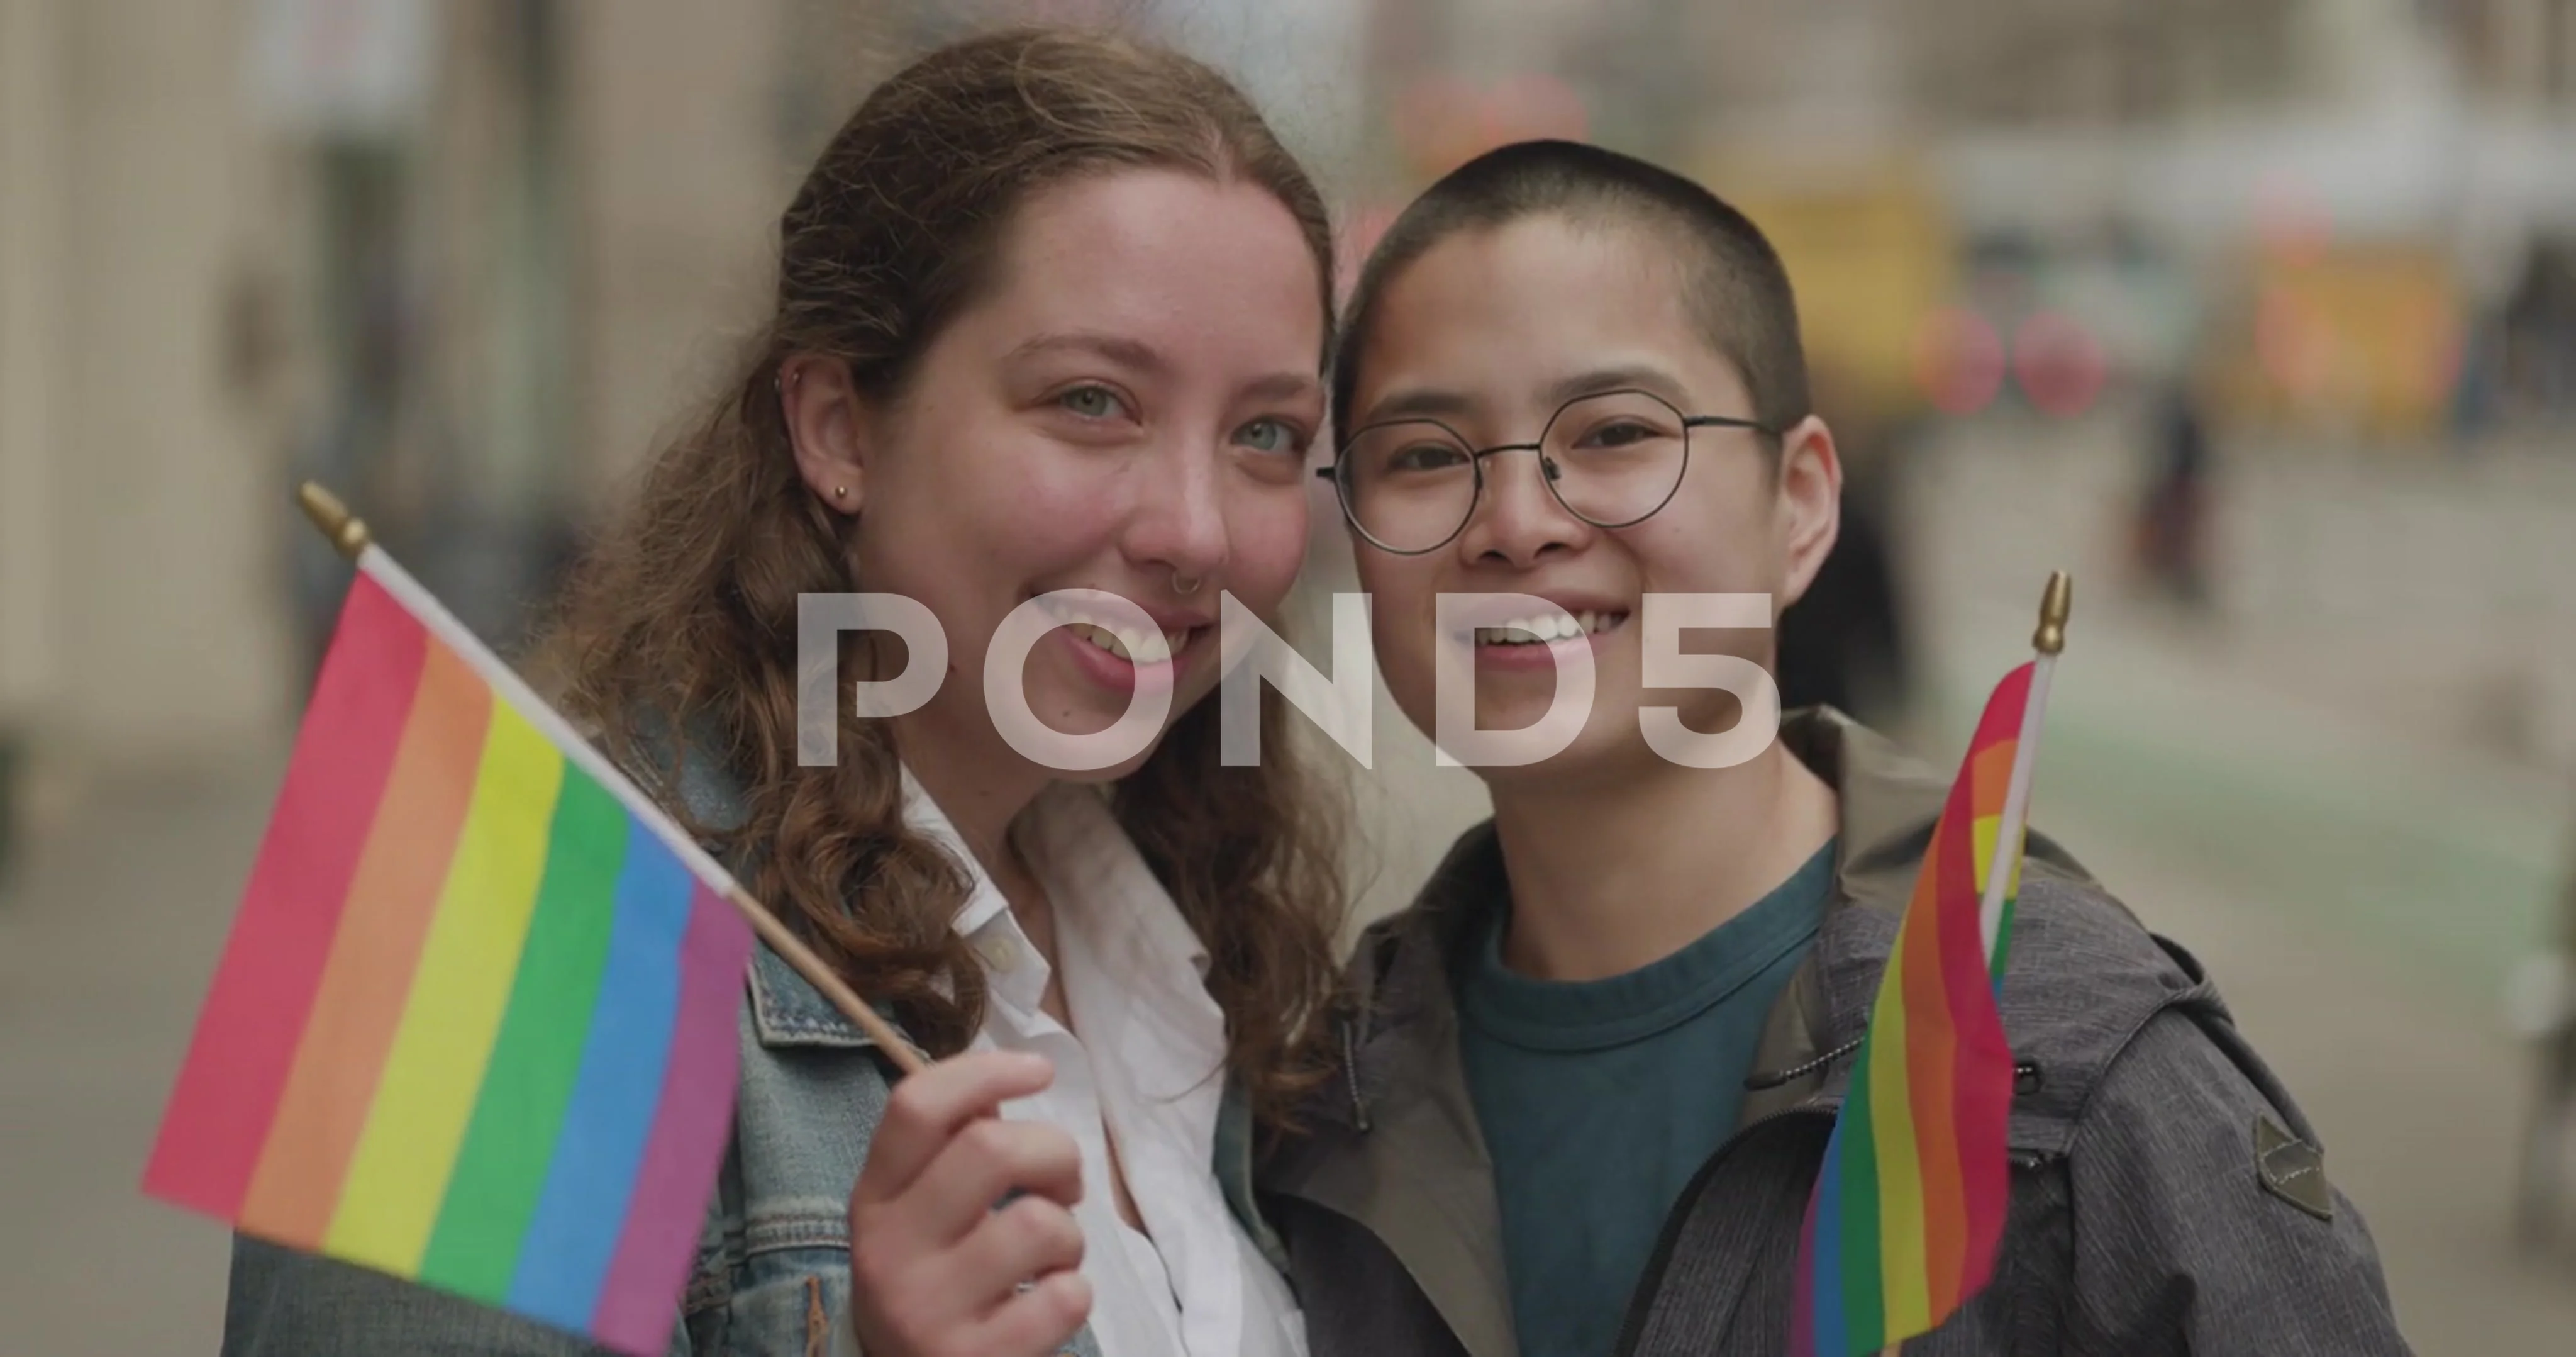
left=1024, top=778, right=1213, bottom=986
left=896, top=762, right=1015, bottom=939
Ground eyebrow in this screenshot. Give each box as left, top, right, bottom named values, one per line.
left=1008, top=332, right=1319, bottom=406
left=1358, top=386, right=1475, bottom=425
left=1358, top=362, right=1696, bottom=428
left=1544, top=363, right=1691, bottom=408
left=1004, top=330, right=1171, bottom=375
left=1242, top=371, right=1326, bottom=406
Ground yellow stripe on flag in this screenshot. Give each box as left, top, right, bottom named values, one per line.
left=326, top=704, right=565, bottom=1273
left=1869, top=914, right=1930, bottom=1334
left=1971, top=814, right=2028, bottom=906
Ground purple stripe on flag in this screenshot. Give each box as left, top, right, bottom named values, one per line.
left=590, top=888, right=754, bottom=1356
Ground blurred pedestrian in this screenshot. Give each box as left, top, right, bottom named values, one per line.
left=2131, top=375, right=2212, bottom=609
left=2512, top=806, right=2576, bottom=1246
left=0, top=723, right=20, bottom=894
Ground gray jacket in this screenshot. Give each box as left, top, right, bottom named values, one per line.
left=1258, top=708, right=2413, bottom=1356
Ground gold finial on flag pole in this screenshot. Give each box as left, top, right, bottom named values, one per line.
left=2033, top=570, right=2072, bottom=656
left=296, top=481, right=372, bottom=559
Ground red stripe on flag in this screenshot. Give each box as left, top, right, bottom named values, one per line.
left=1907, top=788, right=1974, bottom=1310
left=143, top=574, right=429, bottom=1217
left=1951, top=667, right=2029, bottom=1299
left=1974, top=665, right=2033, bottom=749
left=238, top=637, right=491, bottom=1248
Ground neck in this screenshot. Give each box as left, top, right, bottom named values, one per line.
left=889, top=710, right=1050, bottom=884
left=1485, top=740, right=1839, bottom=982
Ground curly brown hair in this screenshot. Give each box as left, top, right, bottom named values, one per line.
left=533, top=28, right=1348, bottom=1130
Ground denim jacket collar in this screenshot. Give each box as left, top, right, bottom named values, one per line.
left=653, top=728, right=1289, bottom=1271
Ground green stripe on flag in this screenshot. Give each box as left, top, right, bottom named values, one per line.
left=1842, top=1034, right=1887, bottom=1348
left=418, top=769, right=631, bottom=1299
left=1989, top=893, right=2018, bottom=986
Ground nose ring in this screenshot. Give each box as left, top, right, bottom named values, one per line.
left=1172, top=571, right=1203, bottom=596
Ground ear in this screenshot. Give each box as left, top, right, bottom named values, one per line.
left=1772, top=414, right=1843, bottom=611
left=781, top=355, right=869, bottom=516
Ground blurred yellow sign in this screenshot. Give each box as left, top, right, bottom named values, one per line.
left=1689, top=152, right=1958, bottom=422
left=2218, top=243, right=2462, bottom=440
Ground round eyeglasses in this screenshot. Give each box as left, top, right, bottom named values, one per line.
left=1316, top=389, right=1777, bottom=556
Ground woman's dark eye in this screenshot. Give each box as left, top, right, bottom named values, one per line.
left=1388, top=442, right=1468, bottom=473
left=1058, top=384, right=1129, bottom=420
left=1582, top=420, right=1659, bottom=449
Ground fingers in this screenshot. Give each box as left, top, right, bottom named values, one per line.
left=855, top=1049, right=1057, bottom=1207
left=844, top=1048, right=1096, bottom=1357
left=966, top=1270, right=1092, bottom=1357
left=904, top=1117, right=1084, bottom=1245
left=951, top=1193, right=1087, bottom=1310
left=850, top=1189, right=1090, bottom=1357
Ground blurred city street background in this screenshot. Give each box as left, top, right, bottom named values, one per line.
left=7, top=0, right=2576, bottom=1352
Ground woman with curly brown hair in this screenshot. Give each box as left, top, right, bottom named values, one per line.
left=219, top=28, right=1346, bottom=1357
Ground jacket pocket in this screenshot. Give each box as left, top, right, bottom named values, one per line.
left=723, top=1256, right=850, bottom=1357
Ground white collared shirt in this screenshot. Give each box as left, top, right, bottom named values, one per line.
left=894, top=769, right=1306, bottom=1357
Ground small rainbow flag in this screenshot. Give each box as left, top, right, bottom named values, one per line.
left=143, top=552, right=757, bottom=1356
left=1790, top=660, right=2042, bottom=1356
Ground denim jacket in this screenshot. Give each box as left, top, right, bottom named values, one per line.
left=218, top=747, right=1287, bottom=1357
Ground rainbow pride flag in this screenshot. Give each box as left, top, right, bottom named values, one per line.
left=1790, top=661, right=2037, bottom=1356
left=144, top=556, right=756, bottom=1356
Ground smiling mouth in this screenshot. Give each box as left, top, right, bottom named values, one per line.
left=1038, top=598, right=1194, bottom=664
left=1471, top=610, right=1629, bottom=647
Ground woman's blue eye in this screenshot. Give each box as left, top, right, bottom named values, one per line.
left=1237, top=418, right=1302, bottom=454
left=1059, top=385, right=1126, bottom=419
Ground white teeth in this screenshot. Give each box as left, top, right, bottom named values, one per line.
left=1040, top=600, right=1179, bottom=664
left=1470, top=610, right=1628, bottom=645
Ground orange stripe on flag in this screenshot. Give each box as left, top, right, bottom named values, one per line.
left=238, top=640, right=491, bottom=1248
left=325, top=704, right=564, bottom=1274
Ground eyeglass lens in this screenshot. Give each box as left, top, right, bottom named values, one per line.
left=1336, top=390, right=1694, bottom=553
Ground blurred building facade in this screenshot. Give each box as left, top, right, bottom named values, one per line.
left=6, top=0, right=2575, bottom=786
left=2, top=0, right=292, bottom=777
left=0, top=0, right=802, bottom=786
left=0, top=0, right=1368, bottom=788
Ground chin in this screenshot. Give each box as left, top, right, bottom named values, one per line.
left=1001, top=678, right=1205, bottom=784
left=1481, top=728, right=1640, bottom=783
left=1440, top=691, right=1657, bottom=783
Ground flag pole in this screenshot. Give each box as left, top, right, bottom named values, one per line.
left=1875, top=578, right=2069, bottom=1357
left=1975, top=571, right=2072, bottom=966
left=294, top=482, right=928, bottom=1075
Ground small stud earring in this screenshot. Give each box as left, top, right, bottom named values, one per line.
left=833, top=485, right=849, bottom=501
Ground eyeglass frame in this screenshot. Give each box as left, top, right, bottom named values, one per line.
left=1313, top=387, right=1780, bottom=556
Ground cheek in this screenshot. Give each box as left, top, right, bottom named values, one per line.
left=1217, top=484, right=1313, bottom=611
left=1623, top=494, right=1781, bottom=595
left=857, top=432, right=1121, bottom=613
left=1355, top=559, right=1442, bottom=679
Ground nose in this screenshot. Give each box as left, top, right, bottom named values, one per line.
left=1455, top=445, right=1591, bottom=568
left=1125, top=437, right=1233, bottom=588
